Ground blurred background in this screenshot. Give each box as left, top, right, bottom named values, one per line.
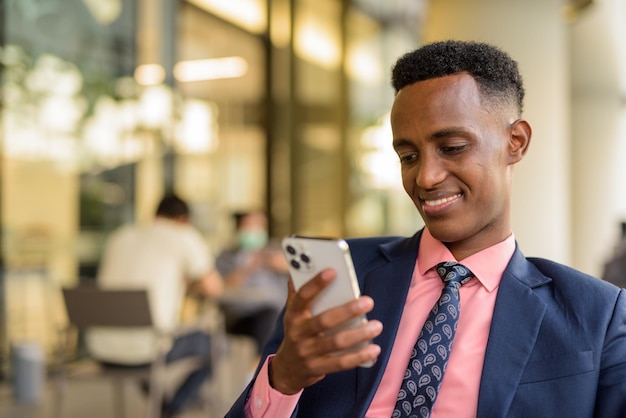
left=1, top=0, right=626, bottom=414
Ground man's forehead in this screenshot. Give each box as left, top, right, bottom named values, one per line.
left=391, top=75, right=482, bottom=116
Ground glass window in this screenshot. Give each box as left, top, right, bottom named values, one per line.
left=1, top=0, right=137, bottom=365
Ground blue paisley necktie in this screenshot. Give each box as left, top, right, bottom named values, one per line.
left=393, top=261, right=474, bottom=418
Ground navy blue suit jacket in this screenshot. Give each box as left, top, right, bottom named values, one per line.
left=225, top=232, right=626, bottom=417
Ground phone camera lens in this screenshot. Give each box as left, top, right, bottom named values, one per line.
left=286, top=245, right=296, bottom=255
left=300, top=253, right=310, bottom=263
left=290, top=259, right=301, bottom=269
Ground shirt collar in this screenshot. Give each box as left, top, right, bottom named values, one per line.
left=417, top=227, right=516, bottom=292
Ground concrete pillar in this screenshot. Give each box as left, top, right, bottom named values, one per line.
left=423, top=0, right=572, bottom=265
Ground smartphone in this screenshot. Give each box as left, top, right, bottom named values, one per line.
left=281, top=235, right=374, bottom=367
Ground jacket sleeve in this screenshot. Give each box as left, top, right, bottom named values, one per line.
left=594, top=288, right=626, bottom=417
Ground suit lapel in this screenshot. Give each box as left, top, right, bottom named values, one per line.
left=477, top=248, right=551, bottom=418
left=354, top=233, right=421, bottom=415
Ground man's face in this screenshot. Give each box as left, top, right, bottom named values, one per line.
left=237, top=212, right=269, bottom=250
left=390, top=73, right=529, bottom=259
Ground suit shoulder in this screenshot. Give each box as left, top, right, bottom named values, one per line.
left=346, top=235, right=406, bottom=258
left=346, top=235, right=405, bottom=247
left=528, top=256, right=621, bottom=296
left=345, top=235, right=417, bottom=276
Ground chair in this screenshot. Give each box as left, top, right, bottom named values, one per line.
left=53, top=286, right=224, bottom=418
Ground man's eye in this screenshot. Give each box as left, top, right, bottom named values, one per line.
left=399, top=153, right=418, bottom=164
left=441, top=145, right=466, bottom=154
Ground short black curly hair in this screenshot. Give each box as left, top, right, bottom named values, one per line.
left=391, top=40, right=525, bottom=116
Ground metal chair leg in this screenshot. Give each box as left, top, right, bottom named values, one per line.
left=112, top=378, right=127, bottom=418
left=53, top=372, right=65, bottom=418
left=147, top=366, right=164, bottom=418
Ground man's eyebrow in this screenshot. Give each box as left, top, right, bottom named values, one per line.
left=393, top=127, right=471, bottom=148
left=392, top=138, right=414, bottom=149
left=431, top=127, right=470, bottom=139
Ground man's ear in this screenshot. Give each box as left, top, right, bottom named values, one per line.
left=508, top=119, right=532, bottom=164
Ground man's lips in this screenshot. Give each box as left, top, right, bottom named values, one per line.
left=420, top=193, right=462, bottom=213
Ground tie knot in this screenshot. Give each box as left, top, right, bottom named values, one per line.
left=435, top=261, right=474, bottom=286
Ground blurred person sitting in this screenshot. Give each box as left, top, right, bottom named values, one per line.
left=216, top=211, right=289, bottom=357
left=602, top=221, right=626, bottom=288
left=86, top=193, right=224, bottom=418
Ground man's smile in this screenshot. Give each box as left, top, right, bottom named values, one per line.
left=420, top=193, right=463, bottom=214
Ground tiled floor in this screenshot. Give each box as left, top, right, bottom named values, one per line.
left=0, top=337, right=256, bottom=418
left=1, top=379, right=231, bottom=418
left=1, top=380, right=206, bottom=418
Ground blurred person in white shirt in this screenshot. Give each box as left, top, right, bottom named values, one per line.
left=86, top=194, right=223, bottom=417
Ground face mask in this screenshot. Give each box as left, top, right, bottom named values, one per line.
left=237, top=229, right=268, bottom=250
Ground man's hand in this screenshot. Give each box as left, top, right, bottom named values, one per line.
left=188, top=270, right=224, bottom=297
left=269, top=269, right=383, bottom=395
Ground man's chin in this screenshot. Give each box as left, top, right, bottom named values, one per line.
left=423, top=221, right=466, bottom=244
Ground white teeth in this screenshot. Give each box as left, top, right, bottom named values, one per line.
left=423, top=194, right=461, bottom=207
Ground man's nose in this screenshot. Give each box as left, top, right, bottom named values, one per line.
left=415, top=154, right=446, bottom=189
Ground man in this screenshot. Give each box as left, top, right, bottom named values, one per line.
left=602, top=222, right=626, bottom=288
left=216, top=210, right=289, bottom=355
left=225, top=41, right=626, bottom=417
left=86, top=194, right=223, bottom=417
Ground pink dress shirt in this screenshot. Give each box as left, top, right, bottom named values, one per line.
left=246, top=228, right=516, bottom=417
